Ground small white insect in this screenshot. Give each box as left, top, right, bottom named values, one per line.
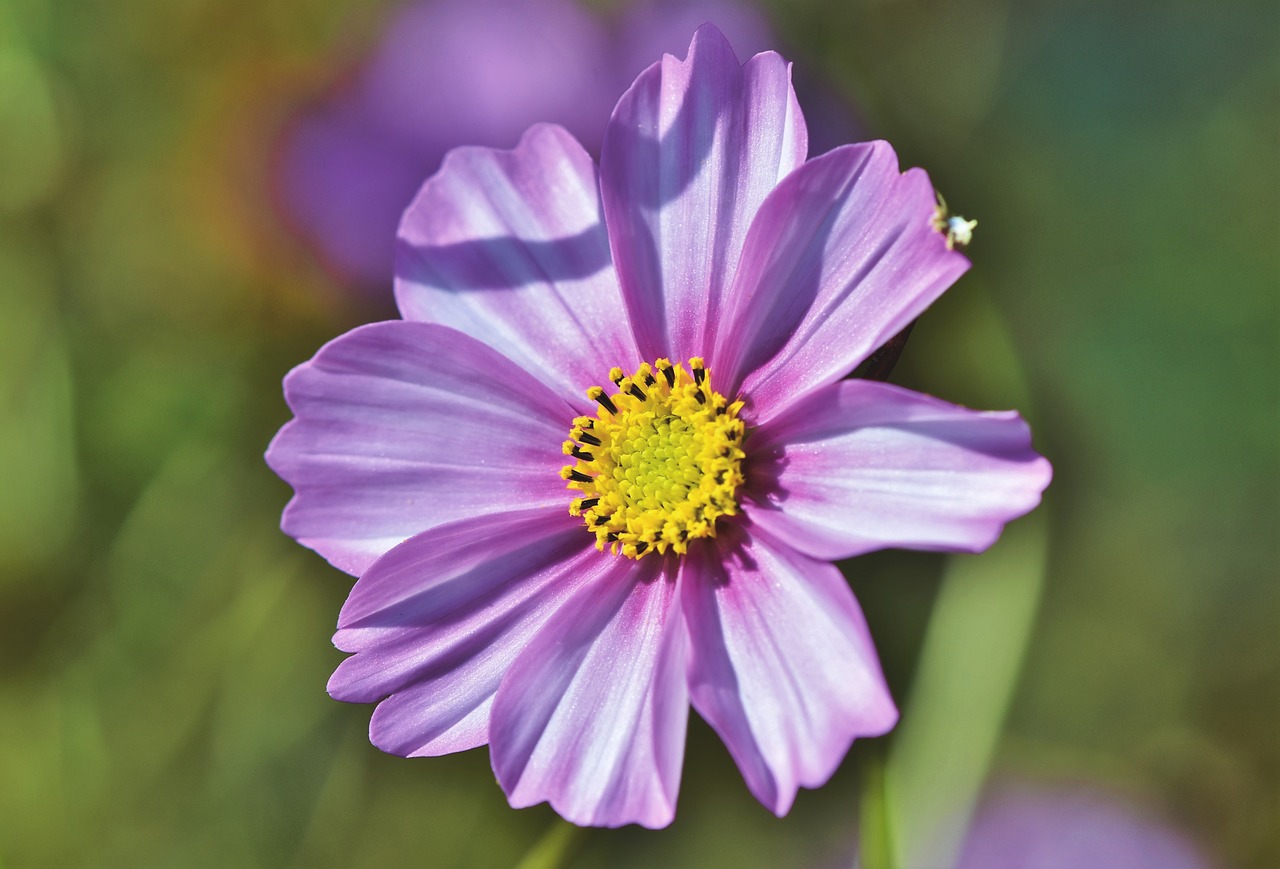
left=931, top=192, right=977, bottom=251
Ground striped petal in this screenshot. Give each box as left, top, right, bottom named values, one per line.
left=396, top=124, right=638, bottom=407
left=266, top=322, right=572, bottom=575
left=600, top=24, right=807, bottom=366
left=744, top=379, right=1052, bottom=560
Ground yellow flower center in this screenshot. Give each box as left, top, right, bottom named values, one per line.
left=560, top=357, right=745, bottom=559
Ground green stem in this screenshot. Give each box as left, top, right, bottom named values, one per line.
left=858, top=754, right=898, bottom=869
left=882, top=511, right=1049, bottom=868
left=513, top=819, right=583, bottom=869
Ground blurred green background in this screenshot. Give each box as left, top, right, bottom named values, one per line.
left=1, top=0, right=1275, bottom=866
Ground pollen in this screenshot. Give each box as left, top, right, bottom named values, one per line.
left=561, top=358, right=746, bottom=559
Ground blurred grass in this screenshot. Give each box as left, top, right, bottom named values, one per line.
left=882, top=512, right=1050, bottom=868
left=0, top=0, right=1275, bottom=866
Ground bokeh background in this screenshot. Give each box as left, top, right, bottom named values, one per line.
left=1, top=0, right=1275, bottom=866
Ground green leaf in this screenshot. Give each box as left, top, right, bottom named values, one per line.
left=882, top=511, right=1049, bottom=868
left=514, top=819, right=583, bottom=869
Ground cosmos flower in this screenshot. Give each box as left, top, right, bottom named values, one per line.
left=957, top=779, right=1217, bottom=869
left=266, top=26, right=1051, bottom=828
left=276, top=0, right=774, bottom=288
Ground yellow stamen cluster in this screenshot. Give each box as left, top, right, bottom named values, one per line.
left=560, top=358, right=745, bottom=559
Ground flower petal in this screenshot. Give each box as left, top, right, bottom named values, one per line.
left=714, top=141, right=970, bottom=423
left=266, top=321, right=573, bottom=575
left=745, top=379, right=1052, bottom=561
left=395, top=123, right=638, bottom=405
left=490, top=557, right=688, bottom=828
left=329, top=508, right=600, bottom=757
left=682, top=526, right=897, bottom=816
left=600, top=24, right=807, bottom=365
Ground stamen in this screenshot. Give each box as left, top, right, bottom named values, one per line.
left=560, top=359, right=746, bottom=559
left=587, top=386, right=617, bottom=415
left=656, top=358, right=675, bottom=388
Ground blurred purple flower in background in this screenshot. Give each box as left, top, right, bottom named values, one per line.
left=957, top=779, right=1218, bottom=869
left=267, top=26, right=1050, bottom=827
left=276, top=0, right=775, bottom=289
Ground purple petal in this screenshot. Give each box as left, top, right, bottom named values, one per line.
left=329, top=508, right=600, bottom=757
left=266, top=321, right=574, bottom=575
left=396, top=124, right=638, bottom=406
left=682, top=526, right=897, bottom=816
left=490, top=558, right=687, bottom=828
left=600, top=24, right=807, bottom=366
left=714, top=141, right=970, bottom=422
left=744, top=379, right=1052, bottom=561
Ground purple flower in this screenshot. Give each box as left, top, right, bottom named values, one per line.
left=267, top=26, right=1051, bottom=828
left=277, top=0, right=778, bottom=289
left=957, top=780, right=1217, bottom=869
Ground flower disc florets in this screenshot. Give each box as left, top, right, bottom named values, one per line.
left=560, top=357, right=745, bottom=558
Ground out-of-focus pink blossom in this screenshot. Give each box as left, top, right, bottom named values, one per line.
left=958, top=779, right=1218, bottom=869
left=277, top=0, right=781, bottom=289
